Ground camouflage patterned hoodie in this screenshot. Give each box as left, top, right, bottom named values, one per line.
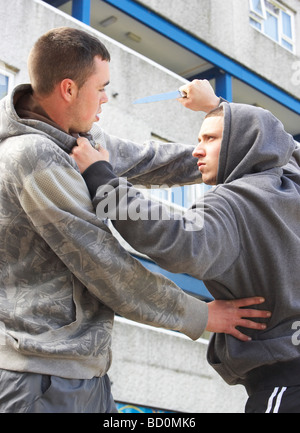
left=0, top=84, right=207, bottom=379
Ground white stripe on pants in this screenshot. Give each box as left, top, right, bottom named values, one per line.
left=265, top=386, right=287, bottom=413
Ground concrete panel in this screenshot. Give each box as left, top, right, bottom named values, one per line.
left=111, top=317, right=247, bottom=413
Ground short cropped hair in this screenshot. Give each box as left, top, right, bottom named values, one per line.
left=28, top=27, right=111, bottom=95
left=205, top=105, right=224, bottom=119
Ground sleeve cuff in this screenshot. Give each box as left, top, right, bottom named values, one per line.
left=82, top=161, right=117, bottom=198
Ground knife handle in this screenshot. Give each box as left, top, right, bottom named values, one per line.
left=179, top=90, right=187, bottom=98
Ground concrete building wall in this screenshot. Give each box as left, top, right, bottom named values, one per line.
left=111, top=317, right=246, bottom=413
left=0, top=0, right=248, bottom=413
left=138, top=0, right=300, bottom=99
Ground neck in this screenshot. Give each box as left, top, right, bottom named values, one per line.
left=32, top=91, right=70, bottom=133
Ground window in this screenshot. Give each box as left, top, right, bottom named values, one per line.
left=148, top=183, right=209, bottom=210
left=250, top=0, right=265, bottom=19
left=0, top=65, right=15, bottom=100
left=249, top=0, right=295, bottom=53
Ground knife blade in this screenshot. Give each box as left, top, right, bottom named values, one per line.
left=133, top=89, right=186, bottom=104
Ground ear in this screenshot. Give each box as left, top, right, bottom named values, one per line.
left=60, top=79, right=78, bottom=102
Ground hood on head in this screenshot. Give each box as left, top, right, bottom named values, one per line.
left=216, top=103, right=296, bottom=184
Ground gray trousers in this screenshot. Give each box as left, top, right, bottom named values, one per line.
left=0, top=369, right=118, bottom=413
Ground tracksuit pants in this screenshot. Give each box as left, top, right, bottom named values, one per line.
left=0, top=369, right=118, bottom=413
left=245, top=386, right=300, bottom=413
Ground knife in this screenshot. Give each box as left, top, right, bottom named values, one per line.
left=133, top=89, right=187, bottom=104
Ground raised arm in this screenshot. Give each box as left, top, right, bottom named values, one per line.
left=179, top=79, right=221, bottom=112
left=88, top=80, right=222, bottom=188
left=71, top=140, right=271, bottom=341
left=90, top=125, right=201, bottom=188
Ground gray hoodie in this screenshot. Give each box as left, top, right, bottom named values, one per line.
left=0, top=84, right=208, bottom=379
left=83, top=102, right=300, bottom=393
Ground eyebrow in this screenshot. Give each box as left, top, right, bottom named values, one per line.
left=198, top=133, right=214, bottom=142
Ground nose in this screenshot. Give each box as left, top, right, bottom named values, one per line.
left=100, top=91, right=109, bottom=104
left=192, top=143, right=206, bottom=158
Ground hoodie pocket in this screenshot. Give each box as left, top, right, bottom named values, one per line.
left=207, top=335, right=241, bottom=386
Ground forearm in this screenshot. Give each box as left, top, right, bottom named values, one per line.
left=20, top=157, right=207, bottom=340
left=82, top=161, right=239, bottom=279
left=91, top=125, right=201, bottom=187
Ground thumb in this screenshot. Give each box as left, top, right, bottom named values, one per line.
left=76, top=137, right=91, bottom=148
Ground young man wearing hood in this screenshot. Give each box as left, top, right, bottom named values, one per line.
left=72, top=80, right=300, bottom=413
left=0, top=28, right=270, bottom=413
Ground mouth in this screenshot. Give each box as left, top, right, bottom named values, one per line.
left=197, top=162, right=206, bottom=171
